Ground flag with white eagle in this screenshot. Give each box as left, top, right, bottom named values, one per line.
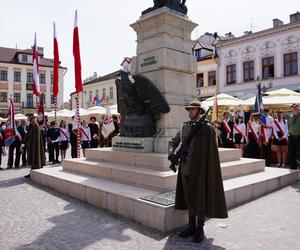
left=101, top=106, right=115, bottom=139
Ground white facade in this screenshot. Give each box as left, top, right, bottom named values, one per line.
left=217, top=16, right=300, bottom=99
left=0, top=47, right=66, bottom=116
left=71, top=74, right=118, bottom=109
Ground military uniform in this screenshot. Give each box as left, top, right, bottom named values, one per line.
left=288, top=104, right=300, bottom=169
left=168, top=100, right=228, bottom=243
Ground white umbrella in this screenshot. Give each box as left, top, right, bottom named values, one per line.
left=201, top=93, right=242, bottom=107
left=14, top=113, right=28, bottom=121
left=265, top=88, right=300, bottom=96
left=87, top=106, right=106, bottom=115
left=0, top=117, right=7, bottom=122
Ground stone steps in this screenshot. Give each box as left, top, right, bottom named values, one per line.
left=84, top=147, right=242, bottom=171
left=62, top=157, right=265, bottom=191
left=31, top=166, right=299, bottom=232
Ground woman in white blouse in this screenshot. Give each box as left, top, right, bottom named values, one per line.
left=233, top=116, right=247, bottom=156
left=81, top=120, right=91, bottom=157
left=59, top=120, right=70, bottom=160
left=272, top=111, right=288, bottom=167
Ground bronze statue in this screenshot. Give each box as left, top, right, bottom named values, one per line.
left=142, top=0, right=188, bottom=15
left=115, top=71, right=170, bottom=137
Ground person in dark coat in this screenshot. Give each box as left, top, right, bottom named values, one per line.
left=25, top=114, right=45, bottom=178
left=47, top=121, right=60, bottom=164
left=68, top=116, right=77, bottom=158
left=17, top=119, right=28, bottom=166
left=219, top=111, right=234, bottom=148
left=88, top=116, right=99, bottom=148
left=7, top=121, right=21, bottom=169
left=168, top=100, right=228, bottom=243
left=0, top=123, right=5, bottom=170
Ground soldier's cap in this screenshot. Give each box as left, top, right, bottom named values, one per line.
left=290, top=103, right=299, bottom=108
left=185, top=100, right=207, bottom=113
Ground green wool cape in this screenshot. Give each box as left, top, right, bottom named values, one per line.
left=175, top=122, right=228, bottom=219
left=26, top=122, right=45, bottom=169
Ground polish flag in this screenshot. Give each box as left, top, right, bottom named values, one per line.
left=73, top=10, right=83, bottom=93
left=53, top=22, right=59, bottom=97
left=32, top=33, right=40, bottom=97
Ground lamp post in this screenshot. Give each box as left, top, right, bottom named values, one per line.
left=256, top=75, right=273, bottom=94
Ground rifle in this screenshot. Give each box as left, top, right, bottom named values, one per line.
left=168, top=107, right=211, bottom=173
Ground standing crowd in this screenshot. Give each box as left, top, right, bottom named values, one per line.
left=214, top=103, right=300, bottom=169
left=0, top=114, right=120, bottom=170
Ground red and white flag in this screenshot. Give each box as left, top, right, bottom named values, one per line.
left=53, top=22, right=59, bottom=97
left=73, top=10, right=83, bottom=93
left=32, top=33, right=40, bottom=97
left=101, top=106, right=115, bottom=139
left=5, top=96, right=21, bottom=146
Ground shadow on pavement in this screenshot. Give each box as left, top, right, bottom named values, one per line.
left=14, top=181, right=167, bottom=250
left=163, top=235, right=226, bottom=250
left=291, top=181, right=300, bottom=193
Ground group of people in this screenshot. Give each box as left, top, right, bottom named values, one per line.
left=214, top=103, right=300, bottom=169
left=0, top=114, right=120, bottom=170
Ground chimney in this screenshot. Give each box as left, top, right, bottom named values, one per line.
left=225, top=32, right=235, bottom=39
left=273, top=18, right=284, bottom=27
left=290, top=11, right=300, bottom=23
left=243, top=31, right=252, bottom=36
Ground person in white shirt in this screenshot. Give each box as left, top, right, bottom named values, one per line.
left=59, top=120, right=70, bottom=160
left=233, top=116, right=247, bottom=156
left=81, top=120, right=91, bottom=157
left=261, top=109, right=274, bottom=166
left=272, top=111, right=288, bottom=167
left=246, top=114, right=261, bottom=159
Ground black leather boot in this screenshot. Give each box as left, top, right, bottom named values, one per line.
left=193, top=217, right=205, bottom=243
left=179, top=214, right=196, bottom=237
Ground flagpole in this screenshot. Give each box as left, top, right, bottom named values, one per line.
left=76, top=93, right=81, bottom=158
left=54, top=96, right=57, bottom=125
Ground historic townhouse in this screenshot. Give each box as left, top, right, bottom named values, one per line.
left=217, top=12, right=300, bottom=99
left=0, top=46, right=66, bottom=116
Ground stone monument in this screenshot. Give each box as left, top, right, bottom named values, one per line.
left=113, top=2, right=198, bottom=153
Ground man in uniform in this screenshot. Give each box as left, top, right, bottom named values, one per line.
left=288, top=103, right=300, bottom=169
left=25, top=114, right=45, bottom=178
left=168, top=100, right=228, bottom=243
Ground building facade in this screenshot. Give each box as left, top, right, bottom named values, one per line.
left=0, top=46, right=66, bottom=116
left=217, top=12, right=300, bottom=99
left=70, top=70, right=119, bottom=109
left=193, top=32, right=228, bottom=100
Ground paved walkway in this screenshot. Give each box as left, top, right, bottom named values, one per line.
left=0, top=154, right=300, bottom=249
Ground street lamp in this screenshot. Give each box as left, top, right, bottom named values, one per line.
left=256, top=75, right=273, bottom=93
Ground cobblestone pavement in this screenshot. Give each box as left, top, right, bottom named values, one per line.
left=0, top=152, right=300, bottom=250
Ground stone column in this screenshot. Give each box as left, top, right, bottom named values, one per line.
left=130, top=7, right=198, bottom=153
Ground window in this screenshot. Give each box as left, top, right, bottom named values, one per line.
left=243, top=61, right=254, bottom=82
left=0, top=70, right=8, bottom=81
left=0, top=92, right=7, bottom=102
left=51, top=95, right=55, bottom=104
left=196, top=73, right=204, bottom=88
left=194, top=50, right=201, bottom=60
left=102, top=88, right=106, bottom=99
left=22, top=55, right=28, bottom=63
left=95, top=90, right=99, bottom=98
left=208, top=71, right=216, bottom=86
left=27, top=72, right=33, bottom=83
left=40, top=73, right=46, bottom=84
left=27, top=93, right=33, bottom=108
left=226, top=64, right=236, bottom=84
left=109, top=87, right=114, bottom=99
left=14, top=71, right=21, bottom=82
left=284, top=52, right=298, bottom=76
left=89, top=91, right=92, bottom=102
left=14, top=93, right=21, bottom=103
left=262, top=57, right=274, bottom=79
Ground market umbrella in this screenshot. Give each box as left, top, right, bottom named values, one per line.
left=201, top=93, right=242, bottom=107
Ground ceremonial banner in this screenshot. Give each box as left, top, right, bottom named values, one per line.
left=101, top=106, right=115, bottom=139
left=5, top=97, right=21, bottom=146
left=38, top=95, right=45, bottom=124
left=32, top=33, right=40, bottom=97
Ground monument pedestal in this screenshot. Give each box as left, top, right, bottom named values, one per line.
left=130, top=7, right=198, bottom=153
left=112, top=136, right=154, bottom=153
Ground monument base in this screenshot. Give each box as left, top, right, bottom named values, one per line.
left=112, top=136, right=154, bottom=153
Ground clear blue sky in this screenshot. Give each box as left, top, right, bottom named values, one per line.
left=1, top=0, right=298, bottom=102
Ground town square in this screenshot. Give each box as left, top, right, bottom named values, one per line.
left=0, top=0, right=300, bottom=249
